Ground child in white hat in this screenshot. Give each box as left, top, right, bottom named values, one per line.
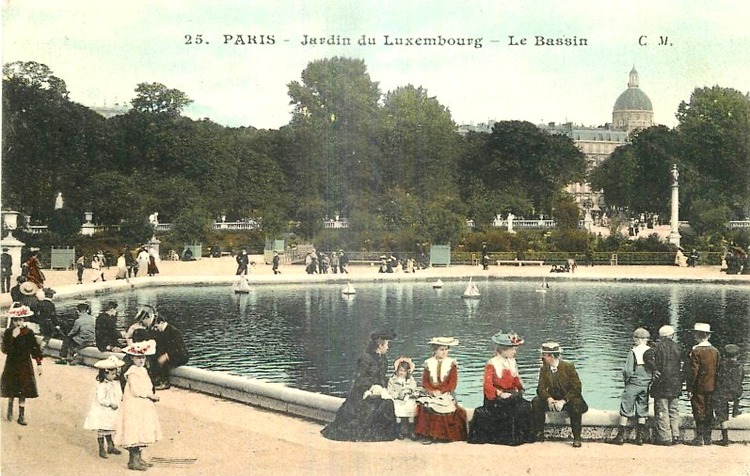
left=83, top=355, right=125, bottom=458
left=114, top=340, right=162, bottom=471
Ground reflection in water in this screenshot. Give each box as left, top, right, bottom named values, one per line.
left=54, top=281, right=750, bottom=411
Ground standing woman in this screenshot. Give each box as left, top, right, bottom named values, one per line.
left=91, top=255, right=105, bottom=282
left=468, top=331, right=534, bottom=445
left=415, top=337, right=468, bottom=443
left=1, top=304, right=43, bottom=425
left=321, top=329, right=399, bottom=441
left=23, top=249, right=45, bottom=289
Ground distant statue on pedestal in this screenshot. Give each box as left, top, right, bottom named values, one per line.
left=671, top=164, right=679, bottom=186
left=54, top=192, right=64, bottom=210
left=148, top=212, right=159, bottom=227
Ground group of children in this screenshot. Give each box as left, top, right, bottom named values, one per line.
left=612, top=322, right=744, bottom=447
left=83, top=341, right=162, bottom=471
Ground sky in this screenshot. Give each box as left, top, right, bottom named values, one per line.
left=2, top=0, right=749, bottom=130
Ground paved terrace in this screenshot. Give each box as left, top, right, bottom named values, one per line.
left=2, top=258, right=750, bottom=476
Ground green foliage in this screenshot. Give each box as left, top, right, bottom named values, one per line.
left=130, top=82, right=193, bottom=116
left=171, top=205, right=213, bottom=244
left=48, top=208, right=82, bottom=238
left=553, top=196, right=581, bottom=230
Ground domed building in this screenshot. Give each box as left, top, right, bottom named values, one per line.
left=612, top=67, right=654, bottom=133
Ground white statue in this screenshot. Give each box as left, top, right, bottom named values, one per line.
left=671, top=164, right=679, bottom=186
left=54, top=192, right=64, bottom=210
left=148, top=212, right=159, bottom=227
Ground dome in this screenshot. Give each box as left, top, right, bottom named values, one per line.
left=613, top=66, right=652, bottom=111
left=613, top=88, right=653, bottom=111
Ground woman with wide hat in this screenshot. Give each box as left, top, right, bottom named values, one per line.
left=320, top=329, right=399, bottom=441
left=414, top=337, right=468, bottom=443
left=468, top=331, right=534, bottom=445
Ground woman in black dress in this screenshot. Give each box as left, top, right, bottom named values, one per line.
left=2, top=304, right=43, bottom=425
left=320, top=329, right=399, bottom=441
left=468, top=331, right=534, bottom=445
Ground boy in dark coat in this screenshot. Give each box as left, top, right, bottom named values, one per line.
left=531, top=342, right=588, bottom=447
left=151, top=315, right=189, bottom=390
left=712, top=344, right=744, bottom=446
left=644, top=325, right=684, bottom=445
left=686, top=322, right=719, bottom=446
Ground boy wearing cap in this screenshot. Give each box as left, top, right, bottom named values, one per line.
left=609, top=328, right=653, bottom=445
left=643, top=325, right=684, bottom=445
left=712, top=344, right=744, bottom=446
left=31, top=288, right=59, bottom=350
left=686, top=322, right=719, bottom=446
left=531, top=342, right=588, bottom=447
left=57, top=303, right=96, bottom=365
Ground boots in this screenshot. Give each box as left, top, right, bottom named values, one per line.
left=98, top=437, right=108, bottom=459
left=703, top=424, right=713, bottom=446
left=397, top=420, right=407, bottom=440
left=635, top=424, right=647, bottom=446
left=609, top=425, right=626, bottom=445
left=16, top=406, right=26, bottom=426
left=6, top=400, right=12, bottom=421
left=105, top=435, right=122, bottom=455
left=127, top=448, right=148, bottom=471
left=136, top=448, right=153, bottom=468
left=718, top=429, right=730, bottom=447
left=687, top=423, right=703, bottom=446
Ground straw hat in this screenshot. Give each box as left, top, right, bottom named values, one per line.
left=428, top=337, right=459, bottom=347
left=7, top=303, right=34, bottom=319
left=393, top=356, right=415, bottom=372
left=122, top=339, right=156, bottom=356
left=491, top=331, right=524, bottom=347
left=20, top=281, right=37, bottom=296
left=633, top=328, right=650, bottom=339
left=693, top=322, right=712, bottom=333
left=94, top=355, right=126, bottom=369
left=540, top=341, right=562, bottom=354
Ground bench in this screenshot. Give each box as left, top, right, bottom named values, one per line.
left=496, top=260, right=545, bottom=266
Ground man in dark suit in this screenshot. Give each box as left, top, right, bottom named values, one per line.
left=531, top=342, right=589, bottom=447
left=95, top=301, right=123, bottom=353
left=1, top=247, right=12, bottom=293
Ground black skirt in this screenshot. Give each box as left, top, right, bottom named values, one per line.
left=468, top=395, right=534, bottom=445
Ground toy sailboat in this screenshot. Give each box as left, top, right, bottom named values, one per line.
left=462, top=278, right=480, bottom=299
left=342, top=282, right=357, bottom=295
left=233, top=277, right=251, bottom=294
left=433, top=279, right=444, bottom=289
left=535, top=278, right=549, bottom=293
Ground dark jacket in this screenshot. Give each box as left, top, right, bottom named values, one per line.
left=686, top=343, right=719, bottom=394
left=713, top=359, right=744, bottom=401
left=95, top=312, right=121, bottom=352
left=644, top=337, right=683, bottom=399
left=31, top=299, right=58, bottom=337
left=536, top=360, right=588, bottom=414
left=154, top=323, right=189, bottom=367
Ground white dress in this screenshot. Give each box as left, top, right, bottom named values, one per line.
left=84, top=380, right=123, bottom=432
left=114, top=365, right=162, bottom=448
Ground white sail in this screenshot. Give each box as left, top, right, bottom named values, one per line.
left=342, top=282, right=357, bottom=295
left=233, top=277, right=251, bottom=294
left=462, top=278, right=480, bottom=299
left=433, top=279, right=444, bottom=289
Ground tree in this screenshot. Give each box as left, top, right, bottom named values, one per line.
left=676, top=86, right=750, bottom=220
left=287, top=57, right=383, bottom=218
left=130, top=82, right=193, bottom=116
left=380, top=85, right=460, bottom=202
left=171, top=205, right=213, bottom=244
left=589, top=125, right=677, bottom=216
left=3, top=61, right=69, bottom=98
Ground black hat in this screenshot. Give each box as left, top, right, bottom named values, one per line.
left=102, top=301, right=118, bottom=311
left=370, top=329, right=396, bottom=341
left=724, top=344, right=740, bottom=357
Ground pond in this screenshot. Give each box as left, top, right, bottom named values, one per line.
left=55, top=279, right=750, bottom=411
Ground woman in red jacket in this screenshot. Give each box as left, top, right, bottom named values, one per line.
left=415, top=337, right=467, bottom=443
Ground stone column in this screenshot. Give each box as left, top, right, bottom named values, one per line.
left=1, top=211, right=25, bottom=277
left=668, top=164, right=681, bottom=247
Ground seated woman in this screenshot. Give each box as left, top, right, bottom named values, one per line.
left=415, top=337, right=467, bottom=443
left=468, top=331, right=534, bottom=445
left=320, top=329, right=399, bottom=441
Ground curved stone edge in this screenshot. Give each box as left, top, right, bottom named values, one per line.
left=40, top=338, right=750, bottom=442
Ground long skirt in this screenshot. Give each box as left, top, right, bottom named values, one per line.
left=321, top=396, right=398, bottom=441
left=468, top=396, right=534, bottom=445
left=414, top=405, right=468, bottom=442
